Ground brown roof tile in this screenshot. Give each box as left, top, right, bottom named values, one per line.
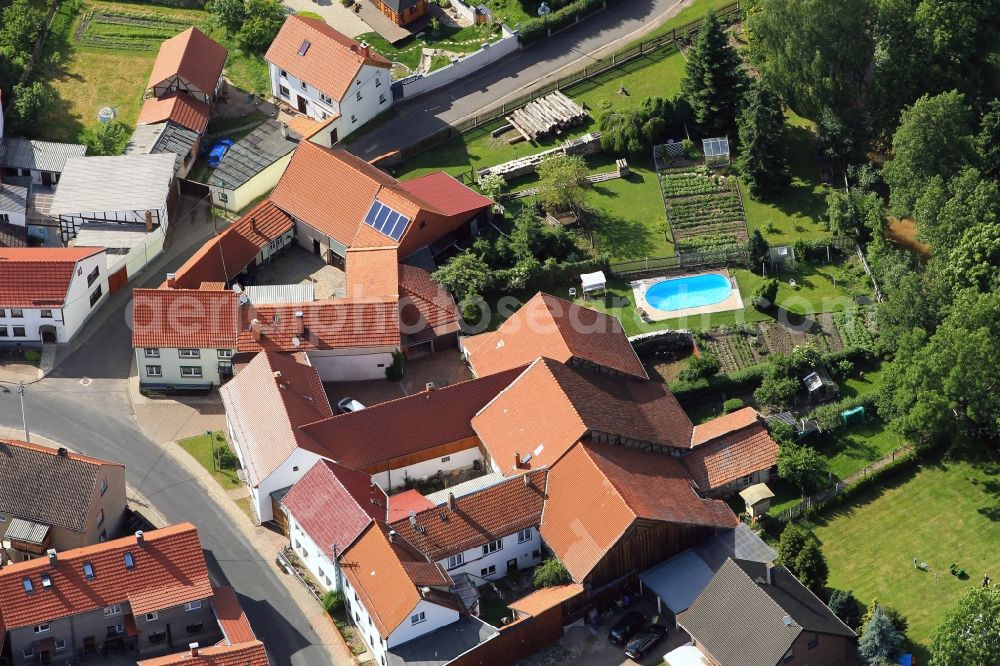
left=389, top=470, right=547, bottom=561
left=473, top=359, right=692, bottom=475
left=236, top=298, right=400, bottom=353
left=0, top=439, right=122, bottom=532
left=137, top=94, right=210, bottom=134
left=220, top=352, right=333, bottom=487
left=282, top=459, right=387, bottom=559
left=345, top=246, right=399, bottom=297
left=540, top=442, right=736, bottom=582
left=466, top=293, right=647, bottom=380
left=264, top=16, right=390, bottom=102
left=681, top=423, right=779, bottom=492
left=170, top=200, right=295, bottom=289
left=691, top=407, right=761, bottom=447
left=298, top=367, right=522, bottom=471
left=0, top=524, right=212, bottom=634
left=387, top=489, right=436, bottom=522
left=138, top=641, right=270, bottom=666
left=0, top=247, right=104, bottom=307
left=146, top=27, right=227, bottom=98
left=399, top=263, right=460, bottom=339
left=131, top=288, right=239, bottom=349
left=211, top=586, right=257, bottom=645
left=508, top=584, right=584, bottom=617
left=399, top=172, right=493, bottom=218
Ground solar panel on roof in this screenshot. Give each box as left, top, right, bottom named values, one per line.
left=362, top=200, right=411, bottom=240
left=298, top=40, right=311, bottom=56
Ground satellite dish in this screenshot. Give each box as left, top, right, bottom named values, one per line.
left=98, top=107, right=116, bottom=124
left=291, top=336, right=301, bottom=348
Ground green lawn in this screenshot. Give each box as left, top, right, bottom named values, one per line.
left=740, top=112, right=831, bottom=245
left=808, top=459, right=1000, bottom=655
left=177, top=431, right=242, bottom=489
left=358, top=24, right=496, bottom=73
left=568, top=48, right=686, bottom=114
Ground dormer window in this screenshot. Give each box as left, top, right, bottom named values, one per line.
left=83, top=562, right=95, bottom=579
left=124, top=552, right=135, bottom=570
left=22, top=578, right=33, bottom=593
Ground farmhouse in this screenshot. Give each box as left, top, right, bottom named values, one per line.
left=265, top=16, right=393, bottom=142
left=0, top=247, right=109, bottom=344
left=144, top=27, right=228, bottom=104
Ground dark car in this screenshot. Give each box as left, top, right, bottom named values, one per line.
left=608, top=610, right=645, bottom=645
left=624, top=623, right=667, bottom=659
left=206, top=139, right=234, bottom=167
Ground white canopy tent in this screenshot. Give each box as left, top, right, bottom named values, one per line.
left=664, top=645, right=710, bottom=666
left=580, top=270, right=607, bottom=295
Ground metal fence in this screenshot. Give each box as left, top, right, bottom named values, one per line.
left=608, top=245, right=747, bottom=277
left=398, top=1, right=741, bottom=160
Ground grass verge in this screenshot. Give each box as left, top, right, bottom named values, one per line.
left=176, top=431, right=242, bottom=489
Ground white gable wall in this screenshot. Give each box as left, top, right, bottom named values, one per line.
left=369, top=445, right=482, bottom=491
left=438, top=526, right=542, bottom=582
left=287, top=511, right=341, bottom=592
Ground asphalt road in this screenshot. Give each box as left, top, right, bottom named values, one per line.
left=0, top=201, right=333, bottom=666
left=348, top=0, right=693, bottom=159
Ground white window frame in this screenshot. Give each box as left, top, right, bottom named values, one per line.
left=217, top=349, right=233, bottom=359
left=146, top=365, right=162, bottom=378
left=33, top=624, right=50, bottom=634
left=177, top=349, right=200, bottom=359
left=143, top=348, right=160, bottom=358
left=480, top=564, right=496, bottom=576
left=145, top=612, right=159, bottom=622
left=55, top=638, right=66, bottom=651
left=22, top=646, right=34, bottom=658
left=104, top=604, right=122, bottom=617
left=517, top=528, right=532, bottom=543
left=40, top=309, right=52, bottom=318
left=447, top=553, right=464, bottom=570
left=410, top=612, right=425, bottom=625
left=482, top=540, right=502, bottom=555
left=185, top=600, right=202, bottom=612
left=180, top=366, right=203, bottom=378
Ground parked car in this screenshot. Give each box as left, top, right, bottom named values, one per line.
left=206, top=139, right=234, bottom=167
left=608, top=610, right=645, bottom=645
left=337, top=397, right=365, bottom=413
left=624, top=624, right=667, bottom=659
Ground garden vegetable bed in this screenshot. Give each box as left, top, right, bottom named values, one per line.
left=76, top=8, right=200, bottom=50
left=699, top=316, right=844, bottom=374
left=660, top=167, right=749, bottom=254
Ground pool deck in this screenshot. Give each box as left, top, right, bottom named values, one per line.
left=631, top=268, right=745, bottom=322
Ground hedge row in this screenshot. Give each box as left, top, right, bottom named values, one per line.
left=490, top=256, right=608, bottom=293
left=801, top=449, right=917, bottom=519
left=517, top=0, right=620, bottom=44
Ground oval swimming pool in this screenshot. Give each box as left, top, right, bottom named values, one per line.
left=645, top=273, right=732, bottom=311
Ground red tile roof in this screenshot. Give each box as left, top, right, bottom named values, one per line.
left=236, top=298, right=400, bottom=353
left=0, top=523, right=213, bottom=634
left=0, top=247, right=104, bottom=307
left=473, top=359, right=692, bottom=474
left=399, top=263, right=460, bottom=340
left=399, top=172, right=493, bottom=218
left=465, top=293, right=647, bottom=381
left=282, top=459, right=387, bottom=559
left=264, top=16, right=390, bottom=101
left=509, top=584, right=584, bottom=617
left=389, top=470, right=547, bottom=561
left=339, top=522, right=454, bottom=639
left=132, top=288, right=239, bottom=349
left=681, top=422, right=779, bottom=492
left=346, top=246, right=399, bottom=297
left=211, top=586, right=257, bottom=645
left=138, top=641, right=270, bottom=666
left=170, top=200, right=295, bottom=289
left=298, top=367, right=523, bottom=471
left=691, top=407, right=761, bottom=447
left=137, top=93, right=210, bottom=134
left=540, top=443, right=737, bottom=582
left=220, top=352, right=333, bottom=488
left=387, top=489, right=436, bottom=522
left=146, top=27, right=228, bottom=98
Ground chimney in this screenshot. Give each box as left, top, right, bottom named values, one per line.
left=362, top=42, right=371, bottom=58
left=165, top=272, right=177, bottom=289
left=388, top=529, right=397, bottom=543
left=425, top=382, right=435, bottom=392
left=57, top=447, right=68, bottom=457
left=144, top=210, right=153, bottom=232
left=250, top=216, right=258, bottom=233
left=446, top=493, right=454, bottom=511
left=280, top=123, right=288, bottom=140
left=766, top=563, right=774, bottom=585
left=189, top=643, right=199, bottom=657
left=273, top=371, right=282, bottom=380
left=514, top=452, right=521, bottom=468
left=47, top=548, right=57, bottom=564
left=523, top=474, right=531, bottom=487
left=251, top=318, right=261, bottom=342
left=420, top=586, right=430, bottom=598
left=294, top=310, right=304, bottom=335
left=135, top=530, right=144, bottom=545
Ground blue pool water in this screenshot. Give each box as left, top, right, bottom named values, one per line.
left=645, top=273, right=732, bottom=311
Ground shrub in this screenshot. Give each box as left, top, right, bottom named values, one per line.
left=322, top=590, right=344, bottom=614
left=777, top=524, right=828, bottom=597
left=751, top=278, right=779, bottom=310
left=828, top=589, right=862, bottom=630
left=23, top=350, right=41, bottom=363
left=215, top=446, right=239, bottom=470
left=678, top=353, right=720, bottom=382
left=533, top=558, right=570, bottom=587
left=723, top=397, right=744, bottom=413
left=385, top=351, right=405, bottom=381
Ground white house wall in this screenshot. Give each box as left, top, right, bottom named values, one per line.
left=269, top=65, right=340, bottom=121
left=370, top=445, right=482, bottom=491
left=439, top=526, right=542, bottom=582
left=306, top=349, right=395, bottom=382
left=0, top=209, right=26, bottom=227
left=251, top=448, right=323, bottom=523
left=287, top=512, right=339, bottom=592
left=210, top=152, right=294, bottom=213
left=135, top=346, right=234, bottom=387
left=59, top=206, right=169, bottom=241
left=387, top=598, right=460, bottom=649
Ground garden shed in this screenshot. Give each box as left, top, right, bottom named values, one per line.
left=768, top=245, right=795, bottom=270
left=702, top=136, right=730, bottom=166
left=738, top=483, right=775, bottom=519
left=803, top=365, right=838, bottom=403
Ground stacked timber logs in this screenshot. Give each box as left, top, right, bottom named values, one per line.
left=505, top=91, right=589, bottom=142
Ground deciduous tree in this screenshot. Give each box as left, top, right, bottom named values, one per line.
left=776, top=441, right=827, bottom=494
left=776, top=524, right=828, bottom=596
left=536, top=154, right=588, bottom=213
left=432, top=250, right=492, bottom=300
left=929, top=587, right=1000, bottom=666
